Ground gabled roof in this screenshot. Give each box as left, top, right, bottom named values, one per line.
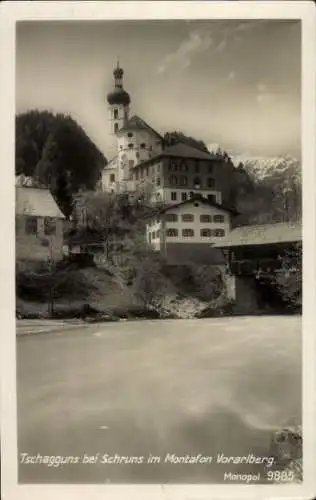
left=161, top=143, right=217, bottom=161
left=145, top=195, right=238, bottom=219
left=212, top=222, right=302, bottom=248
left=119, top=114, right=163, bottom=139
left=16, top=186, right=65, bottom=219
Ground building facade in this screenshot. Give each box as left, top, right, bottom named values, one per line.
left=145, top=195, right=237, bottom=263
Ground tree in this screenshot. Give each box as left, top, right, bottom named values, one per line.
left=68, top=190, right=152, bottom=262
left=16, top=110, right=107, bottom=215
left=274, top=243, right=302, bottom=309
left=163, top=131, right=209, bottom=153
left=132, top=255, right=170, bottom=309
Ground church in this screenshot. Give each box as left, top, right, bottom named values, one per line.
left=100, top=62, right=239, bottom=259
left=101, top=62, right=235, bottom=208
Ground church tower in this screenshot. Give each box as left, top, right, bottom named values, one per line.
left=106, top=61, right=131, bottom=136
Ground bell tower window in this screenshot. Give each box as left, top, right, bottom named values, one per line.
left=114, top=109, right=118, bottom=119
left=114, top=122, right=119, bottom=134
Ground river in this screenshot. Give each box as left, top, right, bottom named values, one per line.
left=17, top=315, right=302, bottom=484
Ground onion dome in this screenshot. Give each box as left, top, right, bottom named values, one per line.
left=107, top=87, right=131, bottom=106
left=107, top=61, right=131, bottom=106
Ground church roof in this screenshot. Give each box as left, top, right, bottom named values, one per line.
left=16, top=186, right=65, bottom=219
left=107, top=87, right=131, bottom=106
left=162, top=143, right=217, bottom=160
left=119, top=115, right=163, bottom=139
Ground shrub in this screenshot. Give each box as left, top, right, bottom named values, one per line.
left=132, top=255, right=170, bottom=309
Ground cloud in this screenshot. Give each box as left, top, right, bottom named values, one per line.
left=235, top=20, right=268, bottom=32
left=256, top=82, right=275, bottom=105
left=227, top=71, right=236, bottom=81
left=216, top=38, right=227, bottom=53
left=157, top=29, right=213, bottom=74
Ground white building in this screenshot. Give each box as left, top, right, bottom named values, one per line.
left=145, top=195, right=237, bottom=264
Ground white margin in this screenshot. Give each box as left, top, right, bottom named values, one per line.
left=0, top=2, right=315, bottom=500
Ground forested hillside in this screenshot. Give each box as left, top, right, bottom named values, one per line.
left=16, top=110, right=106, bottom=216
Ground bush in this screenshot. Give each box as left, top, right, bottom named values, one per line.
left=16, top=260, right=98, bottom=304
left=132, top=255, right=171, bottom=309
left=188, top=263, right=224, bottom=302
left=274, top=243, right=302, bottom=310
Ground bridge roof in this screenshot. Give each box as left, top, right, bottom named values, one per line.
left=214, top=222, right=302, bottom=248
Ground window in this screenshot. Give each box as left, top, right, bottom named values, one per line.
left=136, top=152, right=139, bottom=159
left=171, top=192, right=177, bottom=201
left=200, top=214, right=212, bottom=223
left=25, top=216, right=37, bottom=235
left=195, top=161, right=200, bottom=173
left=156, top=177, right=161, bottom=186
left=135, top=170, right=139, bottom=181
left=166, top=213, right=178, bottom=222
left=110, top=174, right=115, bottom=183
left=179, top=175, right=188, bottom=186
left=114, top=109, right=118, bottom=119
left=128, top=143, right=134, bottom=149
left=208, top=164, right=214, bottom=173
left=182, top=228, right=194, bottom=237
left=207, top=178, right=215, bottom=188
left=213, top=214, right=225, bottom=223
left=189, top=191, right=194, bottom=198
left=156, top=140, right=161, bottom=146
left=169, top=175, right=178, bottom=186
left=207, top=194, right=216, bottom=203
left=44, top=217, right=56, bottom=236
left=127, top=132, right=133, bottom=138
left=213, top=228, right=225, bottom=237
left=140, top=143, right=146, bottom=149
left=156, top=164, right=160, bottom=173
left=114, top=123, right=119, bottom=134
left=152, top=231, right=156, bottom=239
left=169, top=160, right=178, bottom=172
left=145, top=167, right=149, bottom=177
left=200, top=228, right=212, bottom=237
left=167, top=228, right=178, bottom=237
left=181, top=192, right=187, bottom=201
left=156, top=230, right=160, bottom=239
left=193, top=177, right=201, bottom=188
left=148, top=232, right=152, bottom=242
left=179, top=160, right=188, bottom=172
left=182, top=213, right=194, bottom=222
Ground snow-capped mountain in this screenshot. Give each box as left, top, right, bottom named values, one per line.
left=230, top=154, right=301, bottom=185
left=207, top=144, right=301, bottom=186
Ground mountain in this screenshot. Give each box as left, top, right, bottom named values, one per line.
left=229, top=153, right=301, bottom=186
left=207, top=144, right=301, bottom=224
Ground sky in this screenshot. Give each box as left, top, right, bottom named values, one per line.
left=16, top=19, right=301, bottom=159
